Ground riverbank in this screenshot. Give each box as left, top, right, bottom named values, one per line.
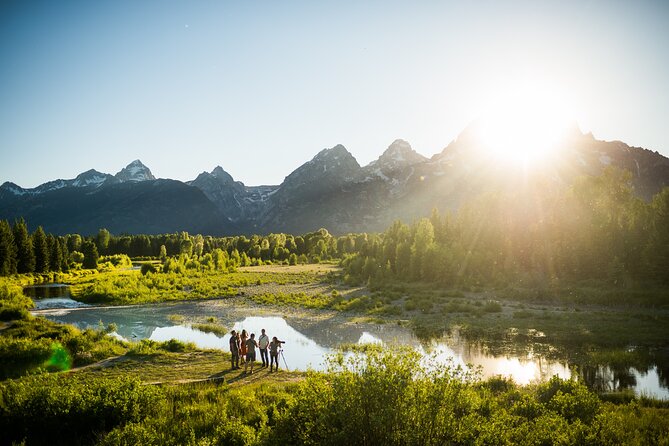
left=53, top=264, right=668, bottom=351
left=11, top=264, right=669, bottom=387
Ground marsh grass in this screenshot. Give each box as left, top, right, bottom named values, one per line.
left=66, top=267, right=331, bottom=306
left=192, top=322, right=228, bottom=337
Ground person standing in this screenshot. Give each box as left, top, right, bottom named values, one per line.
left=229, top=330, right=240, bottom=369
left=244, top=333, right=259, bottom=374
left=258, top=328, right=270, bottom=367
left=269, top=336, right=285, bottom=372
left=239, top=329, right=248, bottom=364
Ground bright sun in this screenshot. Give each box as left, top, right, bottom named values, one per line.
left=475, top=84, right=575, bottom=166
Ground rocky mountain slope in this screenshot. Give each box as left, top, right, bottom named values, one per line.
left=1, top=131, right=668, bottom=236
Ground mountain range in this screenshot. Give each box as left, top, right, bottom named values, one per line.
left=2, top=128, right=669, bottom=236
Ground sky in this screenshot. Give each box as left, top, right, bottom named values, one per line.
left=1, top=0, right=668, bottom=188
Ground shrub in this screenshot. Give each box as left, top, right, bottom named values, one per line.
left=140, top=263, right=157, bottom=275
left=0, top=375, right=163, bottom=445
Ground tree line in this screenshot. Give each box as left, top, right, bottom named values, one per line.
left=0, top=218, right=100, bottom=275
left=342, top=167, right=669, bottom=287
left=0, top=220, right=368, bottom=276
left=3, top=167, right=668, bottom=287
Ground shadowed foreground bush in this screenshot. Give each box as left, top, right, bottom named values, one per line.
left=0, top=375, right=162, bottom=445
left=268, top=350, right=669, bottom=446
left=1, top=351, right=667, bottom=446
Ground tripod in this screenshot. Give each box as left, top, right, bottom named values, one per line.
left=279, top=348, right=289, bottom=370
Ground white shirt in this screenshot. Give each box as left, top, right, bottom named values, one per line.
left=258, top=333, right=270, bottom=349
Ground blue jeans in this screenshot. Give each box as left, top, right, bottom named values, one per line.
left=259, top=348, right=269, bottom=366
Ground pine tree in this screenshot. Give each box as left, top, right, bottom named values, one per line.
left=13, top=218, right=35, bottom=274
left=32, top=226, right=50, bottom=273
left=59, top=237, right=70, bottom=271
left=0, top=219, right=17, bottom=275
left=48, top=234, right=63, bottom=273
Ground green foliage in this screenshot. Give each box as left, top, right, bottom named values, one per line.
left=341, top=169, right=669, bottom=308
left=81, top=239, right=100, bottom=269
left=126, top=339, right=196, bottom=355
left=0, top=317, right=127, bottom=377
left=0, top=219, right=17, bottom=275
left=98, top=382, right=292, bottom=446
left=32, top=226, right=50, bottom=273
left=140, top=262, right=157, bottom=275
left=0, top=375, right=162, bottom=445
left=0, top=336, right=667, bottom=446
left=99, top=254, right=133, bottom=270
left=13, top=218, right=35, bottom=274
left=267, top=350, right=669, bottom=446
left=191, top=322, right=228, bottom=336
left=0, top=279, right=33, bottom=321
left=96, top=228, right=111, bottom=254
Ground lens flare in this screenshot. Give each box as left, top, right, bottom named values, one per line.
left=44, top=342, right=72, bottom=371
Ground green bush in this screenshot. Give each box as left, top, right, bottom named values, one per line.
left=0, top=281, right=34, bottom=321
left=0, top=375, right=162, bottom=445
left=0, top=337, right=53, bottom=378
left=0, top=317, right=127, bottom=377
left=140, top=263, right=157, bottom=275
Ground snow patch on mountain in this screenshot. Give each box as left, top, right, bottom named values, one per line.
left=1, top=169, right=114, bottom=196
left=115, top=160, right=156, bottom=182
left=0, top=182, right=27, bottom=196
left=363, top=139, right=427, bottom=184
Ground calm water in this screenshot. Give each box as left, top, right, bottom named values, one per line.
left=26, top=284, right=669, bottom=399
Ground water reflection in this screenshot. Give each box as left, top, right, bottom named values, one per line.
left=28, top=295, right=669, bottom=399
left=23, top=284, right=90, bottom=310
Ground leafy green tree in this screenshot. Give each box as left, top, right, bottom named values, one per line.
left=193, top=234, right=204, bottom=257
left=70, top=251, right=85, bottom=265
left=159, top=245, right=167, bottom=263
left=648, top=188, right=669, bottom=283
left=32, top=226, right=50, bottom=273
left=66, top=234, right=82, bottom=253
left=81, top=240, right=99, bottom=269
left=0, top=219, right=17, bottom=276
left=96, top=229, right=111, bottom=255
left=13, top=218, right=35, bottom=274
left=180, top=238, right=193, bottom=257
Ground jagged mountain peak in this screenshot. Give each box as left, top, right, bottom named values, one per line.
left=311, top=144, right=354, bottom=162
left=300, top=144, right=360, bottom=173
left=211, top=166, right=235, bottom=183
left=362, top=139, right=427, bottom=183
left=0, top=181, right=25, bottom=196
left=70, top=169, right=113, bottom=188
left=115, top=160, right=155, bottom=182
left=375, top=139, right=427, bottom=166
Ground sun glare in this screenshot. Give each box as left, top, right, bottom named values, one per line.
left=476, top=84, right=574, bottom=166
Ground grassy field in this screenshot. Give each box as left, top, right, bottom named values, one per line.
left=72, top=349, right=304, bottom=386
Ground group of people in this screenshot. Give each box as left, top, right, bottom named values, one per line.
left=229, top=328, right=285, bottom=374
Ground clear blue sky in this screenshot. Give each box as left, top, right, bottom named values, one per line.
left=1, top=0, right=668, bottom=187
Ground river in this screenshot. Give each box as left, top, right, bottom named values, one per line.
left=25, top=284, right=669, bottom=399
